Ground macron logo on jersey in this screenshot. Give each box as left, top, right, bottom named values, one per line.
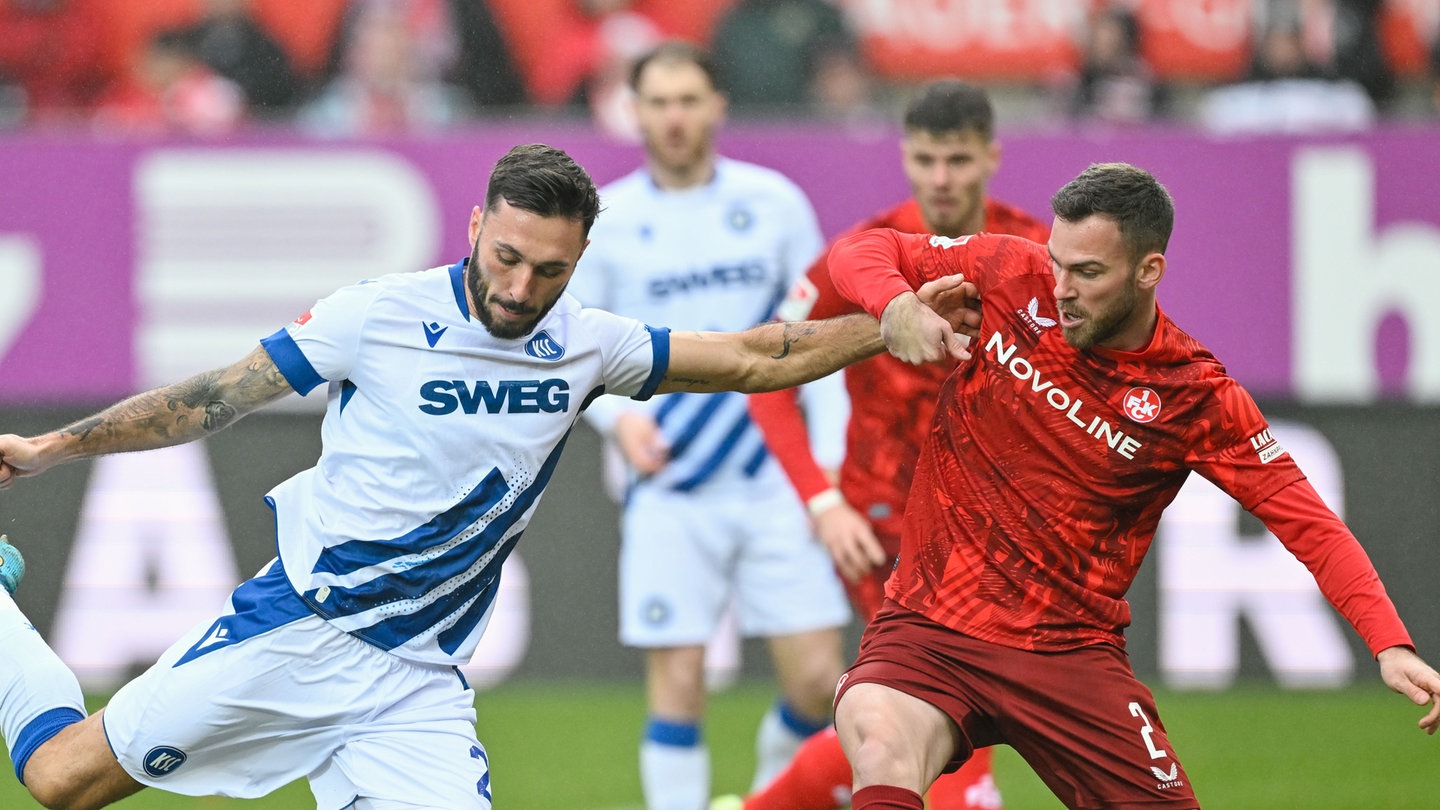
left=423, top=321, right=449, bottom=348
left=419, top=379, right=571, bottom=415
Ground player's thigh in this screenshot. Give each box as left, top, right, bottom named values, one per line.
left=994, top=645, right=1198, bottom=809
left=619, top=487, right=731, bottom=647
left=314, top=717, right=490, bottom=810
left=731, top=484, right=849, bottom=637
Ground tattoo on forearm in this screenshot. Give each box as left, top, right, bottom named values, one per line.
left=770, top=321, right=823, bottom=360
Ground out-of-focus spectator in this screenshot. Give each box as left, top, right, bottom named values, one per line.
left=572, top=0, right=662, bottom=139
left=92, top=28, right=245, bottom=137
left=0, top=0, right=109, bottom=126
left=1326, top=0, right=1396, bottom=108
left=174, top=0, right=299, bottom=119
left=1056, top=4, right=1166, bottom=125
left=709, top=0, right=864, bottom=114
left=1199, top=6, right=1374, bottom=134
left=447, top=0, right=529, bottom=111
left=300, top=0, right=469, bottom=136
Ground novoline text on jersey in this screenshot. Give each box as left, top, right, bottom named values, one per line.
left=985, top=331, right=1143, bottom=460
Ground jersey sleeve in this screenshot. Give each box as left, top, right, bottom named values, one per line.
left=828, top=229, right=1005, bottom=319
left=576, top=309, right=670, bottom=433
left=1250, top=479, right=1414, bottom=657
left=259, top=279, right=382, bottom=395
left=1185, top=381, right=1305, bottom=510
left=748, top=385, right=833, bottom=503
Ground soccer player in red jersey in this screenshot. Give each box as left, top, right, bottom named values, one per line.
left=824, top=162, right=1440, bottom=810
left=739, top=80, right=1048, bottom=810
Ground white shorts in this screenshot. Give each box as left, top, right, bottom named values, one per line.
left=102, top=560, right=489, bottom=809
left=619, top=476, right=849, bottom=648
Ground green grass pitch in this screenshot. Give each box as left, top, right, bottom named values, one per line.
left=1, top=680, right=1430, bottom=808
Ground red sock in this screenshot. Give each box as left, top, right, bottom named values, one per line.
left=928, top=748, right=1001, bottom=810
left=851, top=785, right=924, bottom=809
left=745, top=727, right=853, bottom=810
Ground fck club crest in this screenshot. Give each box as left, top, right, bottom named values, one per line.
left=1123, top=386, right=1162, bottom=423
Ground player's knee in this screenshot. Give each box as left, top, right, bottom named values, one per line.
left=845, top=732, right=914, bottom=784
left=23, top=765, right=86, bottom=810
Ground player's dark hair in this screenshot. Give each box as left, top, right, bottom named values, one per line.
left=485, top=143, right=602, bottom=237
left=629, top=40, right=722, bottom=94
left=903, top=80, right=994, bottom=141
left=1050, top=162, right=1173, bottom=262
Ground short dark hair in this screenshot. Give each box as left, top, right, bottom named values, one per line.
left=485, top=144, right=602, bottom=237
left=1050, top=163, right=1173, bottom=262
left=628, top=40, right=721, bottom=94
left=902, top=80, right=994, bottom=141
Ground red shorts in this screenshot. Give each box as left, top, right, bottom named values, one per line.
left=836, top=602, right=1200, bottom=810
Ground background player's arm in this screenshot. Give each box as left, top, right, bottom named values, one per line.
left=0, top=344, right=293, bottom=487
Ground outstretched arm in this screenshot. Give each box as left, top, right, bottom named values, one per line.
left=659, top=275, right=975, bottom=395
left=659, top=314, right=884, bottom=395
left=0, top=344, right=293, bottom=488
left=1378, top=646, right=1440, bottom=734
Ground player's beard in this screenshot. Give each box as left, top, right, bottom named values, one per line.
left=1061, top=274, right=1138, bottom=351
left=467, top=246, right=563, bottom=340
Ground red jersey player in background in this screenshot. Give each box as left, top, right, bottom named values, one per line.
left=826, top=162, right=1440, bottom=810
left=732, top=80, right=1048, bottom=810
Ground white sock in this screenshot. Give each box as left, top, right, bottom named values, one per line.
left=0, top=591, right=87, bottom=782
left=640, top=718, right=708, bottom=810
left=751, top=700, right=830, bottom=792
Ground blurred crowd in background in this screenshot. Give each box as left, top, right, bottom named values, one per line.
left=3, top=0, right=1440, bottom=139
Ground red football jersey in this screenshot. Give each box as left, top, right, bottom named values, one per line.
left=830, top=228, right=1412, bottom=655
left=755, top=198, right=1049, bottom=545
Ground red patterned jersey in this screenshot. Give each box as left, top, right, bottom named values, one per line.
left=829, top=228, right=1412, bottom=654
left=752, top=198, right=1049, bottom=545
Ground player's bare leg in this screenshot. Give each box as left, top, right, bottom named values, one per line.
left=836, top=682, right=959, bottom=809
left=22, top=712, right=144, bottom=810
left=641, top=644, right=710, bottom=810
left=755, top=626, right=845, bottom=788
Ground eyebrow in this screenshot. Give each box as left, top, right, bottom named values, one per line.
left=1048, top=249, right=1105, bottom=272
left=495, top=240, right=571, bottom=271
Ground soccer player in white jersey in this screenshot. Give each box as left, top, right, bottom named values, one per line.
left=566, top=41, right=849, bottom=810
left=0, top=144, right=975, bottom=810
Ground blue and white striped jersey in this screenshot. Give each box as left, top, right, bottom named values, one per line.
left=571, top=158, right=823, bottom=492
left=259, top=260, right=668, bottom=665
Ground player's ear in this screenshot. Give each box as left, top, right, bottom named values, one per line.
left=468, top=205, right=484, bottom=247
left=1136, top=252, right=1165, bottom=290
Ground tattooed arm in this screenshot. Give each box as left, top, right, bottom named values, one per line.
left=655, top=274, right=976, bottom=395
left=657, top=313, right=886, bottom=395
left=0, top=344, right=294, bottom=489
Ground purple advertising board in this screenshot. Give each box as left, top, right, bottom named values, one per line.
left=1, top=123, right=1437, bottom=404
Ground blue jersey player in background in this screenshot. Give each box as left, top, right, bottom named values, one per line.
left=0, top=143, right=974, bottom=810
left=569, top=42, right=850, bottom=810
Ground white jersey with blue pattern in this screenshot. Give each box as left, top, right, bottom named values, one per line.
left=571, top=157, right=823, bottom=492
left=258, top=260, right=668, bottom=666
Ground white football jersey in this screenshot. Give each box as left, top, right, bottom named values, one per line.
left=259, top=260, right=668, bottom=665
left=571, top=158, right=823, bottom=492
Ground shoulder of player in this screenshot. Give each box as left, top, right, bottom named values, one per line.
left=714, top=157, right=813, bottom=205
left=983, top=197, right=1051, bottom=241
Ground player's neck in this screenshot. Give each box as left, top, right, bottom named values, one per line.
left=1098, top=301, right=1160, bottom=353
left=648, top=154, right=716, bottom=191
left=924, top=209, right=986, bottom=240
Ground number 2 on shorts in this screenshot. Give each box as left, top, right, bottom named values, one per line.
left=1128, top=701, right=1168, bottom=760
